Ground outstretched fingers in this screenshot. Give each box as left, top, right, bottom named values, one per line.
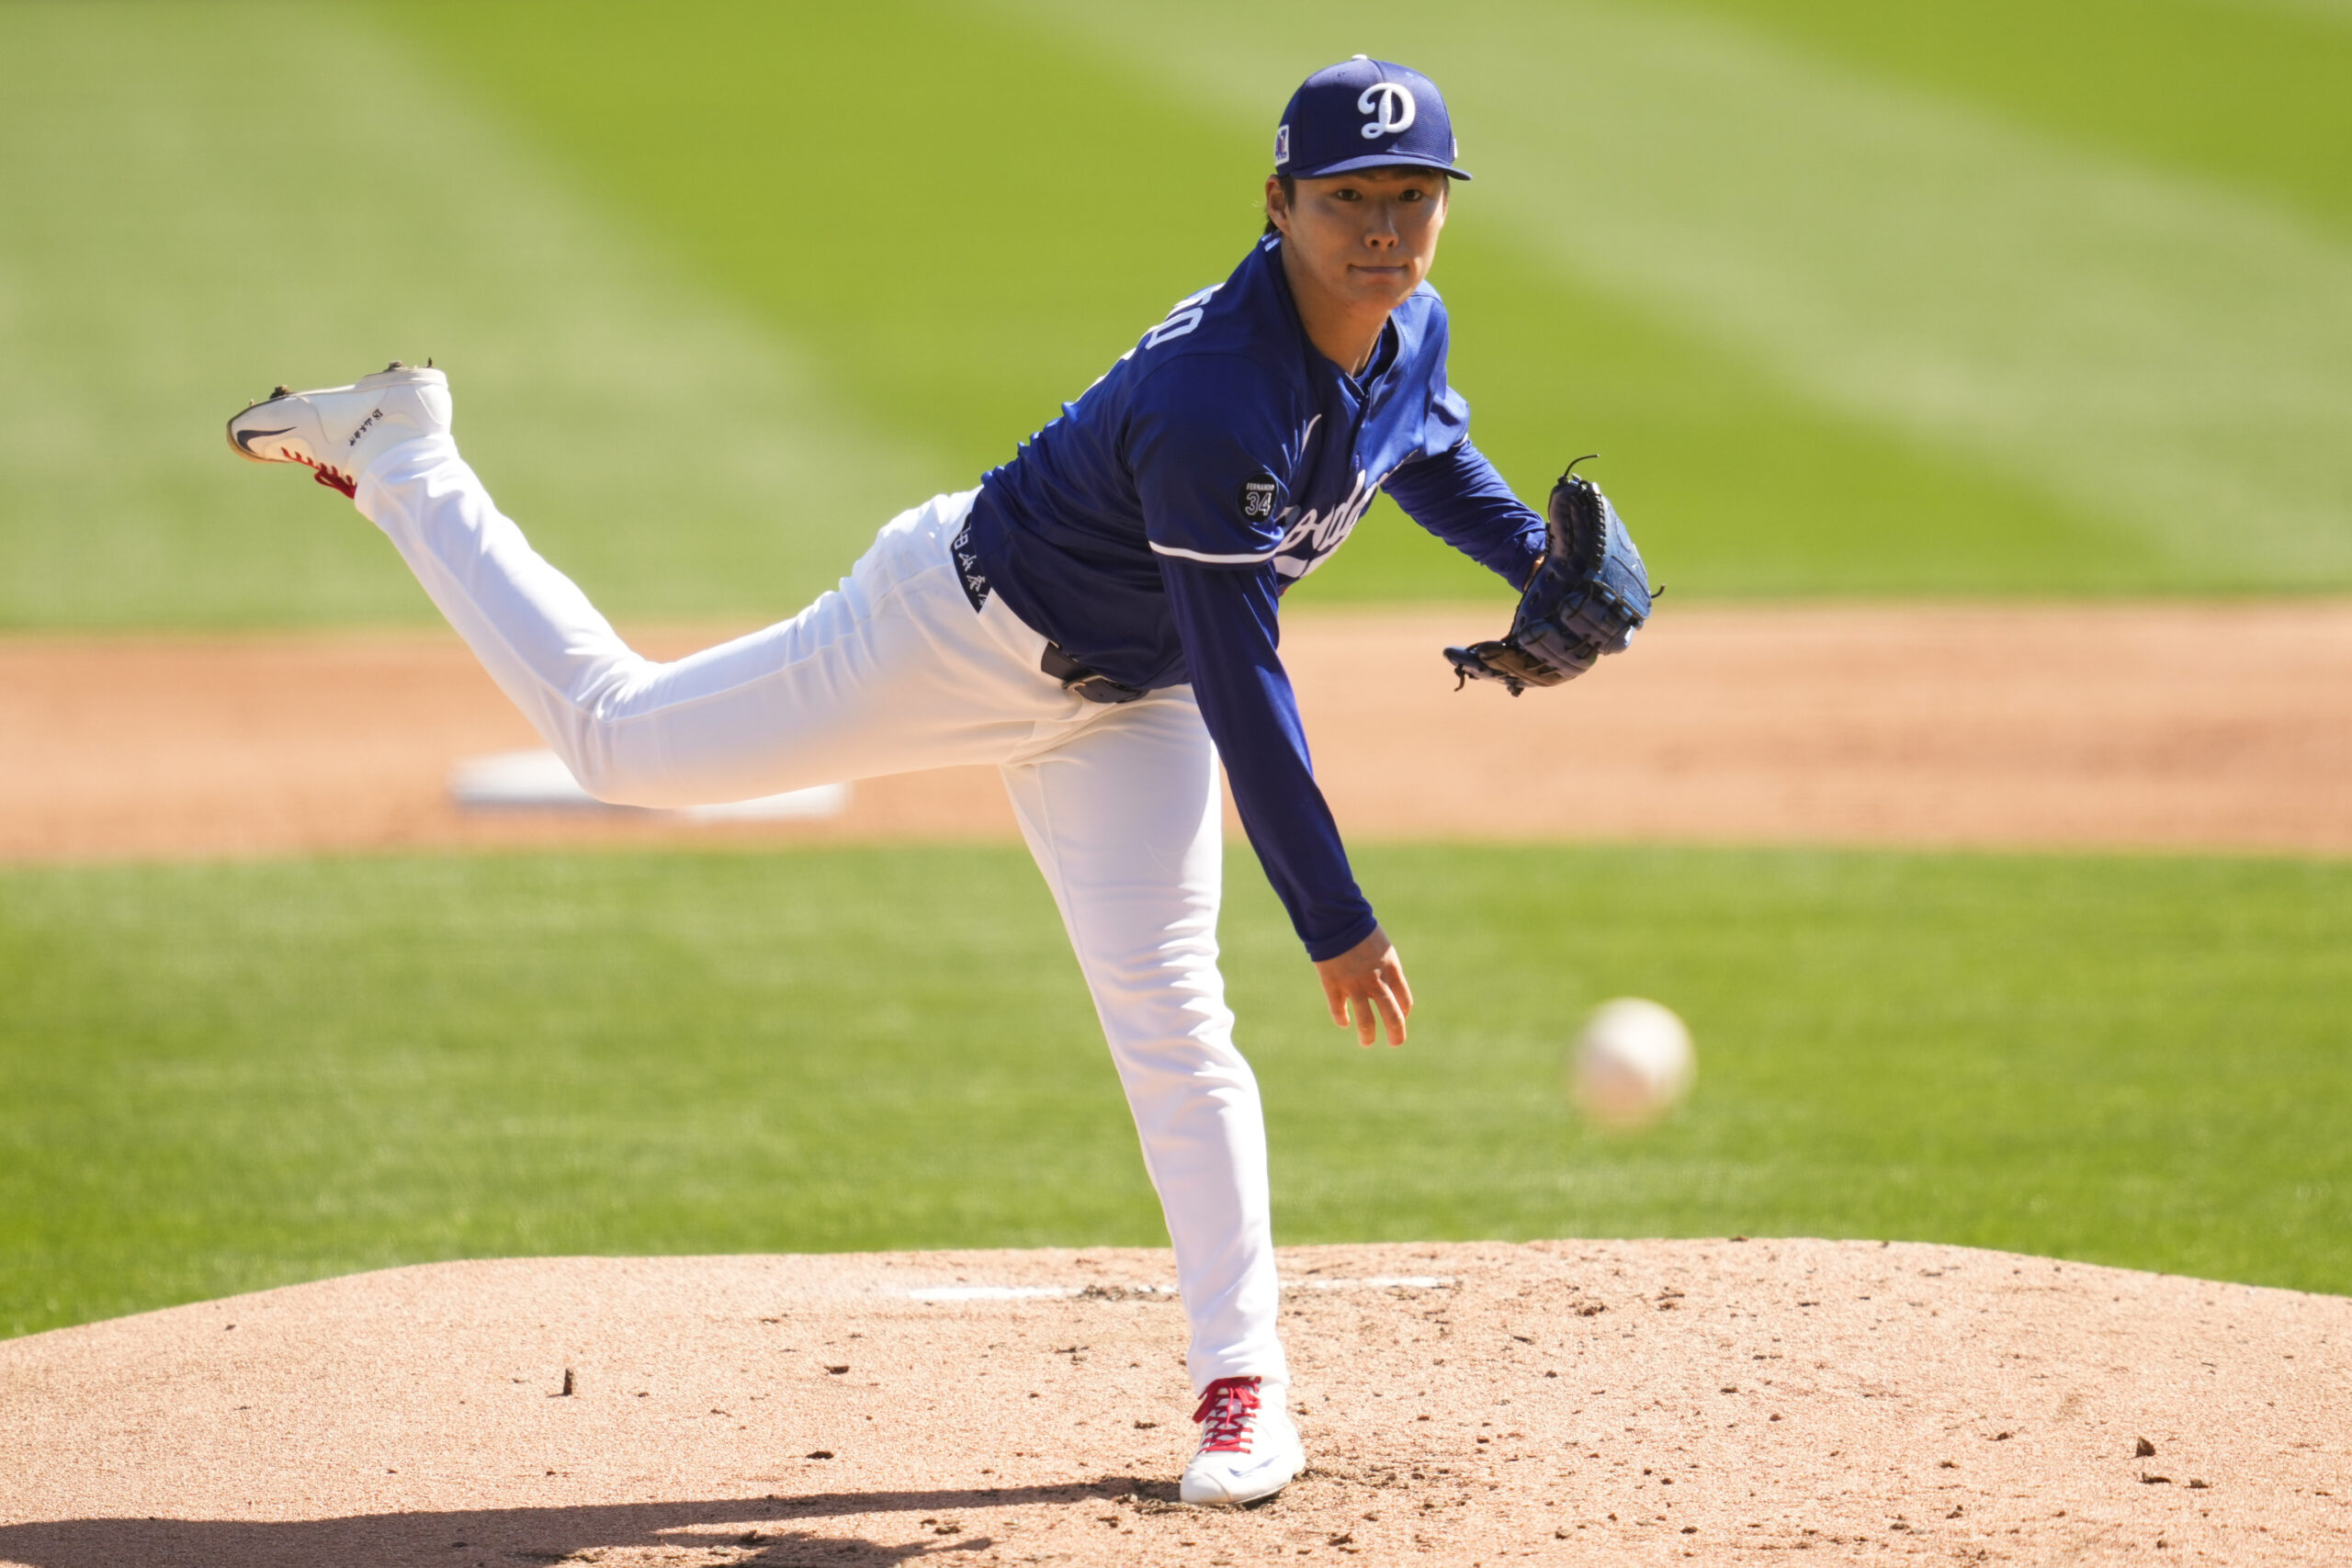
left=1323, top=977, right=1396, bottom=1046
left=1357, top=975, right=1408, bottom=1048
left=1313, top=927, right=1414, bottom=1049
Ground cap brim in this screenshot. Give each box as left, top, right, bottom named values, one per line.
left=1284, top=152, right=1472, bottom=181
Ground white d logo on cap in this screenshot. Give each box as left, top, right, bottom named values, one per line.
left=1357, top=82, right=1416, bottom=140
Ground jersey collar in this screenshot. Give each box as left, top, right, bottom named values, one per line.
left=1258, top=237, right=1406, bottom=393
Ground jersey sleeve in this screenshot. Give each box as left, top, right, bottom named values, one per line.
left=1125, top=355, right=1297, bottom=567
left=1385, top=437, right=1546, bottom=588
left=1158, top=555, right=1379, bottom=962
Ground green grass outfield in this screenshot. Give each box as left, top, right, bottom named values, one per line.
left=5, top=841, right=2346, bottom=1337
left=4, top=0, right=2350, bottom=624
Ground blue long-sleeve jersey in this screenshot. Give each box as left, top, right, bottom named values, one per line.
left=964, top=234, right=1544, bottom=960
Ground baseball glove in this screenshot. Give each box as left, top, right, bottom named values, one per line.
left=1444, top=457, right=1653, bottom=695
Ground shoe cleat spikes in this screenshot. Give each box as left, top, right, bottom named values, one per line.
left=271, top=385, right=291, bottom=399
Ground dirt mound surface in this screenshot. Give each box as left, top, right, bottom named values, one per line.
left=1, top=1241, right=2343, bottom=1565
left=8, top=603, right=2352, bottom=863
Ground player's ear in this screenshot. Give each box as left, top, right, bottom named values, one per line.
left=1263, top=174, right=1292, bottom=239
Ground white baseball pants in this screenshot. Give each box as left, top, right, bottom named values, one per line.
left=355, top=434, right=1285, bottom=1394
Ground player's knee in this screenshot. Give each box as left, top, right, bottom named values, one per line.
left=551, top=670, right=687, bottom=806
left=553, top=731, right=664, bottom=808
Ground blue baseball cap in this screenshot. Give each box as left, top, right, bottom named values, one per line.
left=1273, top=56, right=1472, bottom=182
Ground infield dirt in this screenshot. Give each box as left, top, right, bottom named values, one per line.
left=2, top=1240, right=2346, bottom=1566
left=8, top=602, right=2352, bottom=863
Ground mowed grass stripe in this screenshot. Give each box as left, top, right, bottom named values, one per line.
left=1682, top=0, right=2352, bottom=243
left=1029, top=0, right=2352, bottom=581
left=0, top=2, right=938, bottom=629
left=385, top=0, right=1269, bottom=511
left=4, top=843, right=2346, bottom=1337
left=6, top=0, right=2348, bottom=623
left=1302, top=192, right=2137, bottom=600
left=386, top=0, right=2150, bottom=601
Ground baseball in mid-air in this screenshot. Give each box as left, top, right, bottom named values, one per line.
left=1568, top=998, right=1695, bottom=1130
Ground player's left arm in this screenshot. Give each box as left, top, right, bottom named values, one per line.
left=1382, top=437, right=1545, bottom=589
left=1389, top=435, right=1655, bottom=694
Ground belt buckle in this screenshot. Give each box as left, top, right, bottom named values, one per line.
left=1042, top=644, right=1144, bottom=705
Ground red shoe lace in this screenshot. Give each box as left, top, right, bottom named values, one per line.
left=286, top=447, right=357, bottom=498
left=1192, top=1376, right=1262, bottom=1455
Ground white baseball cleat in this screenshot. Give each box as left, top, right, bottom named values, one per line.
left=225, top=360, right=451, bottom=497
left=1180, top=1376, right=1305, bottom=1507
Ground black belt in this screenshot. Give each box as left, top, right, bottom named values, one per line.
left=1041, top=643, right=1148, bottom=705
left=954, top=514, right=1144, bottom=705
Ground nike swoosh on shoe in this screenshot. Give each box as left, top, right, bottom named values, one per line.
left=235, top=425, right=294, bottom=455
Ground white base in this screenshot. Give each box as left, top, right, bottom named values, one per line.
left=447, top=749, right=851, bottom=821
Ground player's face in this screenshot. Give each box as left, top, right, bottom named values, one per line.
left=1266, top=168, right=1449, bottom=312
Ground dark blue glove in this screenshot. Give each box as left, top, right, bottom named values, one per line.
left=1444, top=458, right=1653, bottom=694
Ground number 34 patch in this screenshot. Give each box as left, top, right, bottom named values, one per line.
left=1238, top=471, right=1279, bottom=523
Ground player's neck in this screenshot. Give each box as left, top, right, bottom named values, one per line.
left=1277, top=244, right=1391, bottom=378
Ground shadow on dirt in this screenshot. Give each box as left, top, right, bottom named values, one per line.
left=0, top=1475, right=1188, bottom=1568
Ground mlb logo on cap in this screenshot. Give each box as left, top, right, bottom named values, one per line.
left=1272, top=56, right=1472, bottom=181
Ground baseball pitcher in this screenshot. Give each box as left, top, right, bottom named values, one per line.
left=225, top=56, right=1650, bottom=1506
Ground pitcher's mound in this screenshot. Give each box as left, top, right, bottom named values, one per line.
left=1, top=1240, right=2344, bottom=1565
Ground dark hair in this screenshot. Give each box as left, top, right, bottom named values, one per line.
left=1261, top=175, right=1295, bottom=238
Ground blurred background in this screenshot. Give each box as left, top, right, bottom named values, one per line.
left=4, top=0, right=2349, bottom=1336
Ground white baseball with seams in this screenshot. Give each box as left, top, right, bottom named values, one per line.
left=355, top=433, right=1287, bottom=1395
left=1568, top=997, right=1696, bottom=1130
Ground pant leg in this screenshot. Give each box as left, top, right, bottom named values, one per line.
left=357, top=430, right=1283, bottom=1386
left=1000, top=690, right=1287, bottom=1395
left=353, top=434, right=1081, bottom=807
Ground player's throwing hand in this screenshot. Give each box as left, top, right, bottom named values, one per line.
left=1315, top=926, right=1413, bottom=1047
